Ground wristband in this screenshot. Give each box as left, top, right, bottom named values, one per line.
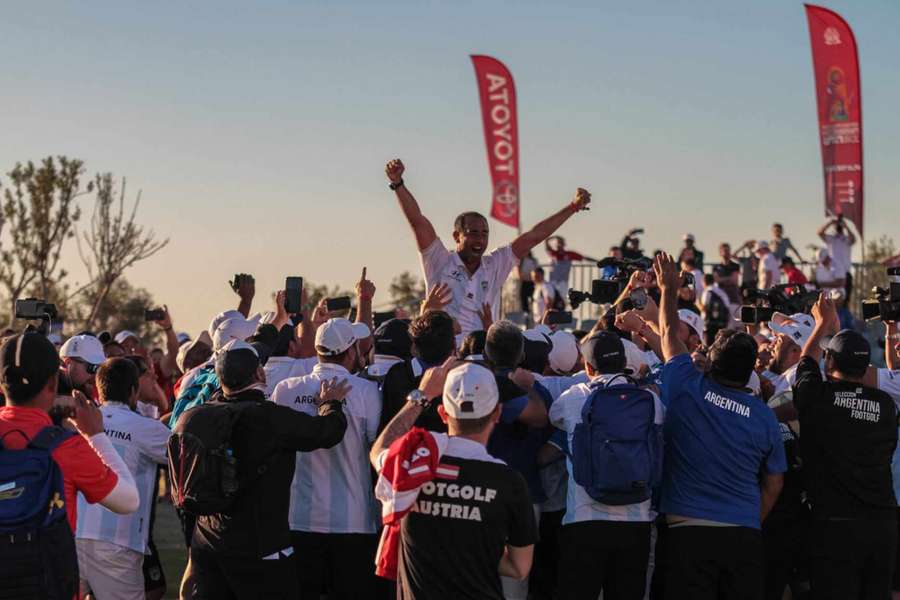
left=389, top=178, right=405, bottom=191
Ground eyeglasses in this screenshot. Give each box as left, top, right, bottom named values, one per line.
left=70, top=358, right=99, bottom=375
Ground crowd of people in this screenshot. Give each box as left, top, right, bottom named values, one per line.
left=0, top=158, right=897, bottom=600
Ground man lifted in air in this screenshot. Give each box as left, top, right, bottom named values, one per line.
left=386, top=158, right=592, bottom=336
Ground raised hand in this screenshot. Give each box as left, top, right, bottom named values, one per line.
left=417, top=356, right=457, bottom=399
left=155, top=305, right=173, bottom=331
left=811, top=292, right=839, bottom=335
left=385, top=159, right=405, bottom=184
left=615, top=310, right=646, bottom=334
left=421, top=283, right=452, bottom=315
left=571, top=188, right=592, bottom=212
left=311, top=299, right=330, bottom=329
left=356, top=267, right=376, bottom=302
left=653, top=253, right=681, bottom=292
left=230, top=273, right=256, bottom=302
left=509, top=367, right=535, bottom=391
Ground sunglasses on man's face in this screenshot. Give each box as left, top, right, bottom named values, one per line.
left=71, top=358, right=99, bottom=375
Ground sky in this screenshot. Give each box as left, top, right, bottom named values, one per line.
left=1, top=0, right=898, bottom=337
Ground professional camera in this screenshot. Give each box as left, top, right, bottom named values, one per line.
left=861, top=267, right=900, bottom=322
left=739, top=284, right=821, bottom=324
left=568, top=257, right=653, bottom=309
left=15, top=298, right=58, bottom=321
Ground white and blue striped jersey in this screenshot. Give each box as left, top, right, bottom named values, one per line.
left=271, top=362, right=381, bottom=534
left=549, top=374, right=665, bottom=525
left=76, top=403, right=169, bottom=553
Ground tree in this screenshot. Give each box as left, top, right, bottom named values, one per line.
left=388, top=271, right=425, bottom=312
left=79, top=277, right=159, bottom=345
left=0, top=156, right=89, bottom=322
left=77, top=174, right=168, bottom=330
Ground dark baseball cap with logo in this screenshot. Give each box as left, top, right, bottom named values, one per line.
left=581, top=331, right=626, bottom=373
left=373, top=319, right=412, bottom=360
left=822, top=329, right=870, bottom=374
left=0, top=333, right=61, bottom=402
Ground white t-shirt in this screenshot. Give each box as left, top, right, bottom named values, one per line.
left=534, top=371, right=590, bottom=402
left=419, top=239, right=517, bottom=336
left=76, top=403, right=169, bottom=554
left=758, top=253, right=781, bottom=288
left=263, top=356, right=318, bottom=397
left=532, top=282, right=555, bottom=324
left=271, top=362, right=381, bottom=534
left=549, top=374, right=665, bottom=524
left=823, top=233, right=852, bottom=278
left=815, top=262, right=840, bottom=287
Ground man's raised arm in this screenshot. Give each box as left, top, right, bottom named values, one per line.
left=653, top=253, right=689, bottom=362
left=510, top=188, right=591, bottom=259
left=386, top=159, right=438, bottom=251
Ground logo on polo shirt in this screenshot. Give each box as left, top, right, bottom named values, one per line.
left=105, top=429, right=132, bottom=441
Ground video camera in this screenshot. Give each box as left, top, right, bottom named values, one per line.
left=739, top=284, right=821, bottom=324
left=861, top=267, right=900, bottom=322
left=568, top=257, right=653, bottom=309
left=15, top=298, right=58, bottom=321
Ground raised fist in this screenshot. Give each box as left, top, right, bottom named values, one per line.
left=571, top=188, right=591, bottom=212
left=385, top=159, right=405, bottom=184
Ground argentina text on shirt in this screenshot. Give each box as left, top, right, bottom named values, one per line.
left=703, top=391, right=750, bottom=418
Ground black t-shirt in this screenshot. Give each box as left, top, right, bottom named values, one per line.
left=765, top=422, right=808, bottom=524
left=713, top=260, right=740, bottom=279
left=398, top=447, right=538, bottom=600
left=792, top=356, right=898, bottom=520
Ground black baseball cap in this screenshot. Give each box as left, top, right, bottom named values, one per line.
left=215, top=340, right=260, bottom=390
left=581, top=331, right=626, bottom=373
left=822, top=329, right=870, bottom=373
left=374, top=319, right=412, bottom=361
left=0, top=332, right=61, bottom=402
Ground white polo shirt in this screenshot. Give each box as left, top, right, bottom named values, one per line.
left=419, top=239, right=517, bottom=335
left=76, top=403, right=169, bottom=554
left=271, top=362, right=381, bottom=534
left=263, top=356, right=318, bottom=396
left=823, top=233, right=852, bottom=278
left=549, top=374, right=665, bottom=524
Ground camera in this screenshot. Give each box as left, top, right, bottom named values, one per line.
left=861, top=268, right=900, bottom=322
left=739, top=284, right=820, bottom=324
left=568, top=257, right=653, bottom=309
left=15, top=298, right=58, bottom=321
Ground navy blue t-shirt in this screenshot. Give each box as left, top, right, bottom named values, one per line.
left=659, top=354, right=786, bottom=528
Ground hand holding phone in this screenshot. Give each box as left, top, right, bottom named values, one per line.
left=326, top=297, right=352, bottom=312
left=285, top=277, right=303, bottom=314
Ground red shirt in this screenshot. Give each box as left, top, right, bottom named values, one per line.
left=547, top=248, right=584, bottom=262
left=0, top=406, right=118, bottom=532
left=783, top=267, right=809, bottom=286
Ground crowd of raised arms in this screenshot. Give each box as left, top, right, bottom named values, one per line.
left=2, top=158, right=898, bottom=600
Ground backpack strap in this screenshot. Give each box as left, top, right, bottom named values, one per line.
left=27, top=425, right=76, bottom=452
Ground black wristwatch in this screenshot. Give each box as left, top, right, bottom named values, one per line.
left=406, top=389, right=432, bottom=409
left=389, top=178, right=405, bottom=191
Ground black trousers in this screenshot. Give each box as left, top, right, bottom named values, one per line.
left=557, top=520, right=651, bottom=600
left=809, top=518, right=897, bottom=600
left=762, top=513, right=809, bottom=600
left=665, top=526, right=763, bottom=600
left=530, top=509, right=565, bottom=600
left=291, top=531, right=377, bottom=600
left=191, top=546, right=298, bottom=600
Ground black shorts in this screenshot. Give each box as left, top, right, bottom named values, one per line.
left=290, top=531, right=378, bottom=600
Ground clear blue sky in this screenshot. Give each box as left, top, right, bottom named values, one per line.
left=2, top=1, right=898, bottom=336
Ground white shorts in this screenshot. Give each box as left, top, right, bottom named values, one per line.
left=76, top=538, right=145, bottom=600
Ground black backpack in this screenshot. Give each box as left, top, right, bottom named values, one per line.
left=168, top=401, right=253, bottom=516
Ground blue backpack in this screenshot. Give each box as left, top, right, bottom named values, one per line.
left=0, top=425, right=79, bottom=599
left=571, top=378, right=663, bottom=506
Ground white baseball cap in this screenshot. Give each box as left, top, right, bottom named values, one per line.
left=213, top=316, right=261, bottom=351
left=678, top=309, right=705, bottom=340
left=208, top=310, right=261, bottom=339
left=769, top=312, right=815, bottom=349
left=60, top=334, right=106, bottom=366
left=442, top=362, right=499, bottom=419
left=315, top=318, right=371, bottom=356
left=754, top=240, right=770, bottom=252
left=176, top=331, right=213, bottom=372
left=548, top=331, right=579, bottom=374
left=114, top=330, right=139, bottom=345
left=683, top=233, right=695, bottom=242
